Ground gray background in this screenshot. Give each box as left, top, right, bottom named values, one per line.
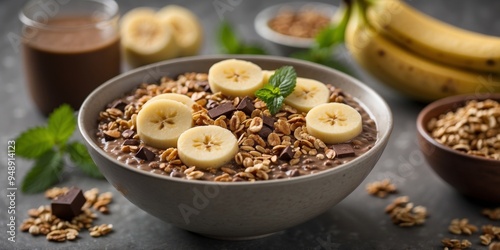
left=1, top=0, right=500, bottom=249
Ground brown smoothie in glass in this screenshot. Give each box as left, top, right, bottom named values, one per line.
left=22, top=16, right=120, bottom=115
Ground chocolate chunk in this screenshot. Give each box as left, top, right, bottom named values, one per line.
left=332, top=144, right=355, bottom=158
left=262, top=115, right=275, bottom=129
left=51, top=187, right=86, bottom=220
left=236, top=96, right=255, bottom=115
left=121, top=129, right=135, bottom=139
left=122, top=139, right=140, bottom=146
left=135, top=147, right=155, bottom=161
left=208, top=102, right=235, bottom=119
left=258, top=126, right=273, bottom=139
left=110, top=100, right=127, bottom=111
left=279, top=145, right=294, bottom=161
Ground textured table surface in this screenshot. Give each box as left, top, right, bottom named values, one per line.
left=1, top=0, right=499, bottom=249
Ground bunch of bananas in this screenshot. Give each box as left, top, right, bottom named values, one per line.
left=344, top=0, right=500, bottom=102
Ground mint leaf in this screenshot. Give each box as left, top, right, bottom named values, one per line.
left=269, top=66, right=297, bottom=97
left=16, top=127, right=54, bottom=159
left=268, top=95, right=284, bottom=116
left=67, top=142, right=103, bottom=179
left=315, top=25, right=340, bottom=49
left=48, top=104, right=76, bottom=145
left=218, top=21, right=240, bottom=54
left=21, top=149, right=64, bottom=193
left=255, top=66, right=297, bottom=115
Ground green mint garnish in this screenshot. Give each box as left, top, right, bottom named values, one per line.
left=255, top=66, right=297, bottom=115
left=16, top=104, right=103, bottom=193
left=218, top=21, right=267, bottom=55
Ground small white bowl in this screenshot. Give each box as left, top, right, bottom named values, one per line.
left=254, top=2, right=338, bottom=53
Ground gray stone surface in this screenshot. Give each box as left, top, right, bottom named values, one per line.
left=1, top=0, right=499, bottom=249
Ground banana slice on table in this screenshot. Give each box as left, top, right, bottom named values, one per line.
left=136, top=99, right=192, bottom=149
left=208, top=59, right=264, bottom=97
left=157, top=5, right=203, bottom=56
left=306, top=103, right=362, bottom=144
left=284, top=77, right=330, bottom=112
left=145, top=93, right=195, bottom=110
left=121, top=8, right=179, bottom=68
left=177, top=125, right=239, bottom=169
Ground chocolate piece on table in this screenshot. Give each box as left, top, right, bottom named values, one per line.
left=110, top=100, right=127, bottom=111
left=258, top=126, right=273, bottom=139
left=262, top=115, right=275, bottom=129
left=122, top=139, right=140, bottom=146
left=121, top=129, right=135, bottom=139
left=279, top=145, right=294, bottom=161
left=208, top=102, right=235, bottom=119
left=332, top=143, right=355, bottom=158
left=236, top=96, right=255, bottom=115
left=135, top=147, right=155, bottom=161
left=51, top=187, right=86, bottom=220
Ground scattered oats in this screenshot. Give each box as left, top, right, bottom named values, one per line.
left=44, top=187, right=69, bottom=199
left=385, top=196, right=427, bottom=227
left=366, top=179, right=397, bottom=198
left=442, top=238, right=472, bottom=249
left=483, top=208, right=500, bottom=220
left=448, top=218, right=478, bottom=235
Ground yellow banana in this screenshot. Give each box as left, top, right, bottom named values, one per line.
left=367, top=0, right=500, bottom=73
left=345, top=5, right=500, bottom=102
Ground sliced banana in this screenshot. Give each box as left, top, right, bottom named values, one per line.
left=208, top=59, right=264, bottom=97
left=121, top=8, right=179, bottom=68
left=145, top=93, right=195, bottom=110
left=177, top=125, right=238, bottom=169
left=306, top=103, right=362, bottom=144
left=136, top=99, right=192, bottom=149
left=262, top=70, right=275, bottom=85
left=284, top=77, right=330, bottom=112
left=157, top=5, right=203, bottom=56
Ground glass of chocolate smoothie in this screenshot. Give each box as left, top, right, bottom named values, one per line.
left=19, top=0, right=120, bottom=115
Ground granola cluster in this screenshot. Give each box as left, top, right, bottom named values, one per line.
left=97, top=72, right=377, bottom=181
left=365, top=179, right=397, bottom=198
left=20, top=187, right=113, bottom=242
left=385, top=196, right=428, bottom=227
left=427, top=99, right=500, bottom=159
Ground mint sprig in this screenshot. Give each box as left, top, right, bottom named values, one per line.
left=255, top=66, right=297, bottom=115
left=16, top=104, right=103, bottom=193
left=218, top=21, right=267, bottom=55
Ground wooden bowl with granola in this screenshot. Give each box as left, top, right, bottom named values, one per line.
left=78, top=55, right=393, bottom=239
left=417, top=94, right=500, bottom=203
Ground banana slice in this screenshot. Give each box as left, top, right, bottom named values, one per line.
left=177, top=125, right=238, bottom=169
left=284, top=77, right=330, bottom=112
left=136, top=99, right=192, bottom=149
left=145, top=93, right=195, bottom=110
left=157, top=5, right=203, bottom=57
left=208, top=59, right=264, bottom=97
left=306, top=103, right=362, bottom=144
left=121, top=8, right=179, bottom=68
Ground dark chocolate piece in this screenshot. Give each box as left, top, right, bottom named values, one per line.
left=262, top=115, right=275, bottom=129
left=208, top=102, right=235, bottom=119
left=135, top=147, right=155, bottom=161
left=279, top=145, right=294, bottom=161
left=51, top=187, right=86, bottom=220
left=122, top=139, right=140, bottom=146
left=110, top=100, right=127, bottom=111
left=332, top=144, right=355, bottom=158
left=258, top=126, right=273, bottom=139
left=121, top=129, right=135, bottom=139
left=236, top=96, right=255, bottom=115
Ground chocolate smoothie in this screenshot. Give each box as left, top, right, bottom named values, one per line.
left=22, top=16, right=120, bottom=115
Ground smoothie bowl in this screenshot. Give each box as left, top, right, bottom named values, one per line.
left=78, top=55, right=392, bottom=239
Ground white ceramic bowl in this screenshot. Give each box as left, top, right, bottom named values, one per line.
left=254, top=2, right=337, bottom=54
left=78, top=55, right=392, bottom=239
